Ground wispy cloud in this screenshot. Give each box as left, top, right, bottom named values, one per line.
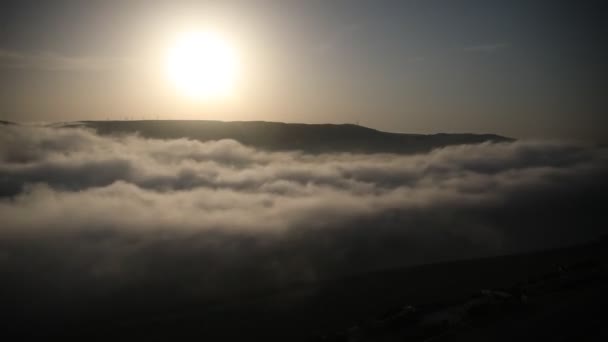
left=463, top=42, right=510, bottom=53
left=317, top=23, right=360, bottom=54
left=0, top=49, right=128, bottom=71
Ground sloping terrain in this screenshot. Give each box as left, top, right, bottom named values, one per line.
left=8, top=236, right=605, bottom=341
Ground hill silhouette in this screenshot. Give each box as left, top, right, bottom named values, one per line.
left=66, top=120, right=512, bottom=154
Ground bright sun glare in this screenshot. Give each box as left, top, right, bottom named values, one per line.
left=166, top=31, right=239, bottom=100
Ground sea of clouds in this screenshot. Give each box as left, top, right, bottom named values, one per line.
left=1, top=124, right=607, bottom=308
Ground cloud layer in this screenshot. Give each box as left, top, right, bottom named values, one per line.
left=1, top=125, right=607, bottom=311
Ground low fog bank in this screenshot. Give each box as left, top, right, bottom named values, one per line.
left=1, top=125, right=607, bottom=315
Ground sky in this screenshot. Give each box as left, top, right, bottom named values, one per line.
left=0, top=0, right=606, bottom=142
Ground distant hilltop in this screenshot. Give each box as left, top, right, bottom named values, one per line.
left=58, top=120, right=513, bottom=154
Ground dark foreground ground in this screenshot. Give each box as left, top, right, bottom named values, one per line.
left=5, top=236, right=607, bottom=341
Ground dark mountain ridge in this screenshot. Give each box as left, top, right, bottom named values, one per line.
left=63, top=120, right=512, bottom=154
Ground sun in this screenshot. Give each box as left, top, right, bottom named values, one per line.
left=166, top=31, right=239, bottom=100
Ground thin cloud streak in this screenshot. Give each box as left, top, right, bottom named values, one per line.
left=0, top=49, right=129, bottom=71
left=463, top=42, right=510, bottom=53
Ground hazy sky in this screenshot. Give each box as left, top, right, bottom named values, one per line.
left=0, top=0, right=606, bottom=141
